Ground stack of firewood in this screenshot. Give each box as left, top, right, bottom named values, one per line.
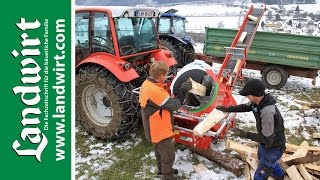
left=226, top=139, right=320, bottom=180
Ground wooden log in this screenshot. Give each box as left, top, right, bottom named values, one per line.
left=190, top=146, right=245, bottom=177
left=193, top=163, right=208, bottom=173
left=226, top=139, right=258, bottom=158
left=193, top=108, right=227, bottom=136
left=298, top=164, right=313, bottom=180
left=313, top=133, right=320, bottom=139
left=283, top=141, right=309, bottom=162
left=286, top=165, right=304, bottom=180
left=188, top=77, right=206, bottom=96
left=286, top=154, right=320, bottom=166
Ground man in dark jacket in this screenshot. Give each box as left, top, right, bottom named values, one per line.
left=217, top=79, right=285, bottom=180
left=139, top=61, right=191, bottom=180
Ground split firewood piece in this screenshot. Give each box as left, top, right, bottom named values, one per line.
left=298, top=164, right=313, bottom=180
left=188, top=77, right=206, bottom=96
left=281, top=153, right=291, bottom=160
left=238, top=32, right=247, bottom=44
left=313, top=133, right=320, bottom=139
left=310, top=173, right=320, bottom=180
left=246, top=156, right=258, bottom=170
left=286, top=165, right=304, bottom=180
left=286, top=154, right=320, bottom=166
left=283, top=141, right=309, bottom=162
left=226, top=139, right=258, bottom=158
left=286, top=143, right=320, bottom=153
left=279, top=159, right=290, bottom=171
left=193, top=108, right=227, bottom=136
left=246, top=157, right=276, bottom=180
left=193, top=163, right=208, bottom=173
left=190, top=147, right=245, bottom=177
left=250, top=167, right=255, bottom=180
left=245, top=141, right=259, bottom=148
left=248, top=15, right=259, bottom=22
left=304, top=164, right=320, bottom=176
left=305, top=146, right=320, bottom=152
left=283, top=176, right=292, bottom=180
left=285, top=143, right=299, bottom=153
left=244, top=163, right=251, bottom=180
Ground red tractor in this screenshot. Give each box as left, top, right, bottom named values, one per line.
left=75, top=6, right=176, bottom=140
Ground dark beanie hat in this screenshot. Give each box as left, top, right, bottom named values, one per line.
left=239, top=79, right=265, bottom=96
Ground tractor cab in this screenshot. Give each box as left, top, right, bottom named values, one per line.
left=75, top=6, right=161, bottom=64
left=159, top=9, right=190, bottom=43
left=158, top=9, right=195, bottom=66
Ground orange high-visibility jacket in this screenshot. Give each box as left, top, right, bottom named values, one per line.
left=139, top=77, right=181, bottom=143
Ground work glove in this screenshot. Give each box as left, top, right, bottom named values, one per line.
left=232, top=128, right=248, bottom=138
left=216, top=106, right=228, bottom=112
left=174, top=81, right=192, bottom=104
left=180, top=81, right=192, bottom=92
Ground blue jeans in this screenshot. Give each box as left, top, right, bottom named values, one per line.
left=254, top=144, right=284, bottom=180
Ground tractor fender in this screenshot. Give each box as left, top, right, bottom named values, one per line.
left=182, top=35, right=196, bottom=45
left=150, top=49, right=177, bottom=67
left=76, top=52, right=139, bottom=82
left=160, top=34, right=187, bottom=45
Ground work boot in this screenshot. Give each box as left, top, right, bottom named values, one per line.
left=157, top=168, right=178, bottom=175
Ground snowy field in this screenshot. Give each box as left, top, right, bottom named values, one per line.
left=158, top=2, right=320, bottom=33
left=76, top=2, right=320, bottom=180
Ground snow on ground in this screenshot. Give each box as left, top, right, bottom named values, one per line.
left=76, top=59, right=320, bottom=180
left=76, top=2, right=320, bottom=180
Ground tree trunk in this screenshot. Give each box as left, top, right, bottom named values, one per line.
left=190, top=147, right=245, bottom=177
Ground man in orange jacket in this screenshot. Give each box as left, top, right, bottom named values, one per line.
left=139, top=61, right=191, bottom=180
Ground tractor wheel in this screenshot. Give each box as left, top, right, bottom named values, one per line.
left=76, top=65, right=139, bottom=140
left=184, top=44, right=195, bottom=65
left=160, top=39, right=183, bottom=67
left=261, top=65, right=288, bottom=90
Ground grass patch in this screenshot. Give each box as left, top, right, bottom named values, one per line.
left=75, top=126, right=91, bottom=157
left=289, top=105, right=300, bottom=111
left=243, top=125, right=256, bottom=132
left=292, top=88, right=320, bottom=102
left=98, top=139, right=155, bottom=180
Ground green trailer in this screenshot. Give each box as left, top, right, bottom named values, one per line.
left=200, top=27, right=320, bottom=89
